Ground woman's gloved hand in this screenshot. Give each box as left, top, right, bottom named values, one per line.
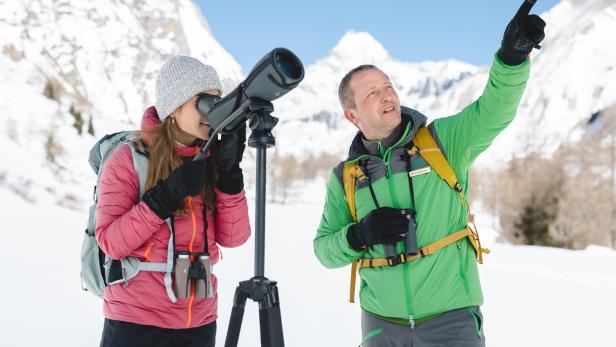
left=213, top=123, right=246, bottom=194
left=142, top=159, right=208, bottom=220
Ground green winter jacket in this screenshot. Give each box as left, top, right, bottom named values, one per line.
left=314, top=54, right=530, bottom=321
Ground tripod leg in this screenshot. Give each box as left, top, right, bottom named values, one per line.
left=259, top=285, right=284, bottom=347
left=224, top=286, right=249, bottom=347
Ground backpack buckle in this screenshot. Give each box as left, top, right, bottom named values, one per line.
left=387, top=254, right=404, bottom=267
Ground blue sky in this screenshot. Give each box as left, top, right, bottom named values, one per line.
left=196, top=0, right=559, bottom=71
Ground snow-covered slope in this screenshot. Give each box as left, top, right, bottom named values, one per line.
left=2, top=0, right=615, bottom=206
left=0, top=0, right=244, bottom=207
left=4, top=0, right=613, bottom=207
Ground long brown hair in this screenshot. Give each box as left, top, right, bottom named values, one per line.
left=139, top=117, right=217, bottom=214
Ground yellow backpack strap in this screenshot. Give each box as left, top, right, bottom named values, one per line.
left=343, top=162, right=364, bottom=303
left=342, top=162, right=361, bottom=221
left=412, top=126, right=467, bottom=209
left=412, top=126, right=489, bottom=261
left=467, top=215, right=490, bottom=264
left=357, top=227, right=472, bottom=268
left=355, top=226, right=489, bottom=269
left=412, top=127, right=462, bottom=194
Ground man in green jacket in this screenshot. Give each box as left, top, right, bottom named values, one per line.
left=314, top=1, right=545, bottom=346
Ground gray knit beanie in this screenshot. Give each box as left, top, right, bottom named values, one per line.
left=154, top=55, right=223, bottom=120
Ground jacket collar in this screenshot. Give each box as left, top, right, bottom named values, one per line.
left=361, top=121, right=405, bottom=157
left=347, top=106, right=428, bottom=160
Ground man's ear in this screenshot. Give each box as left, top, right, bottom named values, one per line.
left=344, top=108, right=359, bottom=127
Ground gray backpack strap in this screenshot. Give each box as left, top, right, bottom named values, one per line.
left=161, top=218, right=177, bottom=302
left=108, top=218, right=177, bottom=303
left=128, top=144, right=148, bottom=197
left=82, top=132, right=135, bottom=297
left=96, top=143, right=179, bottom=303
left=138, top=263, right=168, bottom=272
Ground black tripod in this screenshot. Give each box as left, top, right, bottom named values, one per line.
left=224, top=98, right=285, bottom=347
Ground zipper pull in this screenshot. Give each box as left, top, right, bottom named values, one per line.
left=409, top=315, right=415, bottom=329
left=385, top=162, right=390, bottom=178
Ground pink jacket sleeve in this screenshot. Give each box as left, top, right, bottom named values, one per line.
left=95, top=145, right=164, bottom=259
left=214, top=188, right=251, bottom=248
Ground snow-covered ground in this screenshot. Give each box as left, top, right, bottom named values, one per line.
left=1, top=179, right=614, bottom=347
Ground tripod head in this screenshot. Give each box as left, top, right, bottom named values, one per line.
left=193, top=97, right=278, bottom=161
left=246, top=98, right=278, bottom=149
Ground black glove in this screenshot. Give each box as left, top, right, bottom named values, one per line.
left=499, top=0, right=546, bottom=66
left=142, top=159, right=208, bottom=220
left=213, top=123, right=246, bottom=194
left=346, top=207, right=408, bottom=251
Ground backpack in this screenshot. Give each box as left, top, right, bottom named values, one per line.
left=79, top=131, right=179, bottom=302
left=343, top=126, right=490, bottom=303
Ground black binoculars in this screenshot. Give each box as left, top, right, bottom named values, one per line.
left=383, top=209, right=418, bottom=264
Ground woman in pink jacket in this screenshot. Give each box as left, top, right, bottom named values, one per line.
left=96, top=55, right=251, bottom=346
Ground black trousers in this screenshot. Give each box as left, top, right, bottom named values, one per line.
left=100, top=319, right=216, bottom=347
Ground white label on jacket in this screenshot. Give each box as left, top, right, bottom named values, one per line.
left=408, top=167, right=431, bottom=178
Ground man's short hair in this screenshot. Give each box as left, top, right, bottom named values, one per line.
left=338, top=64, right=380, bottom=110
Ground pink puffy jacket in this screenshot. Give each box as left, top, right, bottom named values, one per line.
left=96, top=107, right=251, bottom=329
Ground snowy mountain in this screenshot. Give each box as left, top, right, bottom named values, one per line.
left=273, top=0, right=616, bottom=167
left=1, top=0, right=616, bottom=205
left=272, top=31, right=478, bottom=157
left=432, top=0, right=616, bottom=165
left=0, top=0, right=243, bottom=207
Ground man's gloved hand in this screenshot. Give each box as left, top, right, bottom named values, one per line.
left=347, top=207, right=408, bottom=251
left=499, top=0, right=546, bottom=66
left=213, top=123, right=246, bottom=194
left=142, top=159, right=208, bottom=220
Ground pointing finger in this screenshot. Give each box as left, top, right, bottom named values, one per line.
left=515, top=0, right=537, bottom=20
